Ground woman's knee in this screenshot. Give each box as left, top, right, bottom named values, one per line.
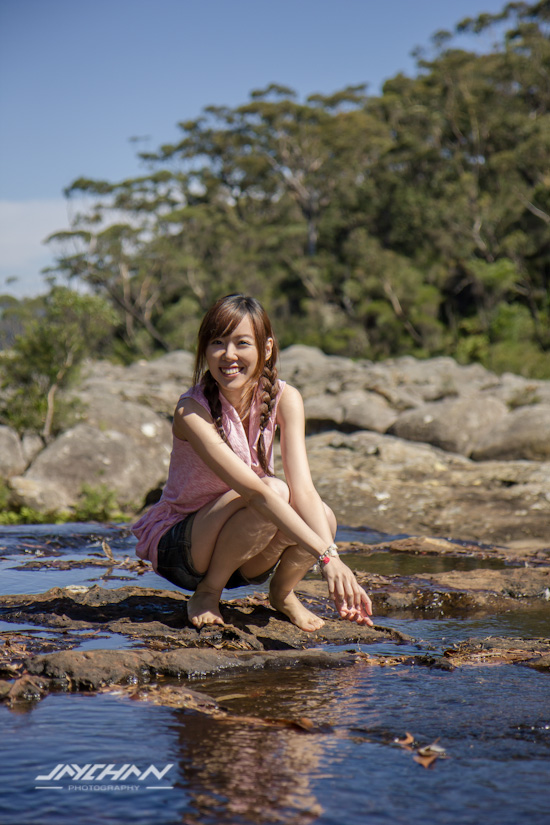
left=261, top=475, right=290, bottom=502
left=324, top=502, right=337, bottom=537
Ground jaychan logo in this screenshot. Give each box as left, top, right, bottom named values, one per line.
left=35, top=763, right=174, bottom=791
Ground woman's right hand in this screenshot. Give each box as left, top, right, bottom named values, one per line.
left=322, top=556, right=374, bottom=626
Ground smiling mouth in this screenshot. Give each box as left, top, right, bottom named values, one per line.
left=220, top=366, right=242, bottom=376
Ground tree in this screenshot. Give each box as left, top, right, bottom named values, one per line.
left=1, top=287, right=115, bottom=440
left=43, top=1, right=550, bottom=375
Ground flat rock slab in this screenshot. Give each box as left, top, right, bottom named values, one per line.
left=443, top=637, right=550, bottom=670
left=0, top=584, right=407, bottom=650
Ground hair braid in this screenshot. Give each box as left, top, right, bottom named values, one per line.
left=257, top=363, right=279, bottom=476
left=202, top=370, right=231, bottom=448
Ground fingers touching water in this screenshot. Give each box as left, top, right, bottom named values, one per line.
left=323, top=557, right=374, bottom=626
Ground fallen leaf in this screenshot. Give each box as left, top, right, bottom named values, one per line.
left=294, top=717, right=316, bottom=731
left=102, top=540, right=115, bottom=562
left=395, top=732, right=414, bottom=746
left=414, top=753, right=438, bottom=769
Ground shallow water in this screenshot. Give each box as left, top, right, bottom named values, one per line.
left=0, top=523, right=549, bottom=825
left=1, top=665, right=548, bottom=825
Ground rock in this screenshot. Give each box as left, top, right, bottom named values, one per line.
left=305, top=389, right=397, bottom=433
left=21, top=432, right=44, bottom=465
left=21, top=423, right=170, bottom=508
left=78, top=350, right=195, bottom=416
left=25, top=647, right=359, bottom=693
left=11, top=345, right=550, bottom=528
left=388, top=397, right=508, bottom=455
left=421, top=568, right=550, bottom=599
left=8, top=476, right=69, bottom=512
left=82, top=396, right=172, bottom=449
left=526, top=654, right=550, bottom=672
left=0, top=426, right=26, bottom=477
left=472, top=405, right=550, bottom=461
left=293, top=430, right=550, bottom=544
left=380, top=355, right=497, bottom=400
left=279, top=345, right=356, bottom=399
left=6, top=674, right=47, bottom=704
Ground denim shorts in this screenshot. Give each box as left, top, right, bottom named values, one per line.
left=156, top=512, right=277, bottom=592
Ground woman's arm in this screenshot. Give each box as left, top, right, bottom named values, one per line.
left=277, top=384, right=334, bottom=543
left=277, top=385, right=373, bottom=625
left=174, top=396, right=330, bottom=560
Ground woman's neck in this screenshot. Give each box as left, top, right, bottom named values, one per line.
left=218, top=383, right=255, bottom=422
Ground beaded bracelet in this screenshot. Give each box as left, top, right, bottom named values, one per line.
left=313, top=543, right=339, bottom=577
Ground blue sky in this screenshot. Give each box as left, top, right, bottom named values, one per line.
left=0, top=0, right=509, bottom=297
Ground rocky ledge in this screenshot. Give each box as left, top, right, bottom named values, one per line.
left=1, top=535, right=549, bottom=714
left=1, top=347, right=550, bottom=545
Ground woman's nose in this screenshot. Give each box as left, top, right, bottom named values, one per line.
left=224, top=342, right=237, bottom=359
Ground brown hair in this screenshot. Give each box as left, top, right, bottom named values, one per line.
left=193, top=294, right=280, bottom=475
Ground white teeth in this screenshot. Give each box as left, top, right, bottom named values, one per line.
left=221, top=367, right=241, bottom=375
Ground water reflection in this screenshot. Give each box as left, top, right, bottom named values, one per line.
left=176, top=713, right=323, bottom=824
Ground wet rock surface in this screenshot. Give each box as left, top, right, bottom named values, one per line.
left=1, top=533, right=549, bottom=714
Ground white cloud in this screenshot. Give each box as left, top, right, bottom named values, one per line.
left=0, top=199, right=71, bottom=298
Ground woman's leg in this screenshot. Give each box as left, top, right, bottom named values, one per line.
left=268, top=504, right=337, bottom=632
left=238, top=501, right=337, bottom=632
left=187, top=477, right=289, bottom=628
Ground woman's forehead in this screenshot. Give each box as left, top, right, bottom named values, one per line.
left=217, top=315, right=256, bottom=338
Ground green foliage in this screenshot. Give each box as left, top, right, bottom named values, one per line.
left=0, top=287, right=115, bottom=438
left=36, top=0, right=550, bottom=377
left=0, top=481, right=71, bottom=525
left=73, top=483, right=128, bottom=522
left=0, top=480, right=129, bottom=525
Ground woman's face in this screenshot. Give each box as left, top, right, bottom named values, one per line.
left=206, top=315, right=272, bottom=401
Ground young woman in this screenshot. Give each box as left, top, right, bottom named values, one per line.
left=133, top=294, right=373, bottom=631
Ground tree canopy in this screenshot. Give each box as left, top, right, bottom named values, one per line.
left=41, top=1, right=550, bottom=376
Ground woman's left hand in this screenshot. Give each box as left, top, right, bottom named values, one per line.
left=321, top=557, right=374, bottom=626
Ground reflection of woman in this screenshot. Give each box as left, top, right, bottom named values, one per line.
left=133, top=294, right=373, bottom=631
left=177, top=705, right=323, bottom=823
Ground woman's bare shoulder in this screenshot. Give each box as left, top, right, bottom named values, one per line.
left=278, top=382, right=303, bottom=404
left=173, top=394, right=213, bottom=440
left=176, top=394, right=209, bottom=417
left=277, top=383, right=305, bottom=422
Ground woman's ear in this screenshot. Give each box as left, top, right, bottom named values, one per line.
left=265, top=338, right=273, bottom=362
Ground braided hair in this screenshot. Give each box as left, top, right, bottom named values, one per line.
left=193, top=294, right=280, bottom=476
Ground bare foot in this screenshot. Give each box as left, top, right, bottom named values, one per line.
left=187, top=587, right=224, bottom=629
left=269, top=587, right=325, bottom=632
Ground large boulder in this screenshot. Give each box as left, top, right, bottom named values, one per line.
left=20, top=422, right=171, bottom=508
left=471, top=405, right=550, bottom=461
left=0, top=426, right=26, bottom=477
left=388, top=396, right=508, bottom=456
left=304, top=389, right=397, bottom=433
left=82, top=396, right=172, bottom=448
left=377, top=355, right=498, bottom=401
left=278, top=345, right=356, bottom=399
left=78, top=350, right=194, bottom=416
left=8, top=476, right=68, bottom=513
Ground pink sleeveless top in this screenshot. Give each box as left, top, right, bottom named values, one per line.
left=132, top=380, right=286, bottom=570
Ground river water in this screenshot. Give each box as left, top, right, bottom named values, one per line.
left=0, top=524, right=549, bottom=825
